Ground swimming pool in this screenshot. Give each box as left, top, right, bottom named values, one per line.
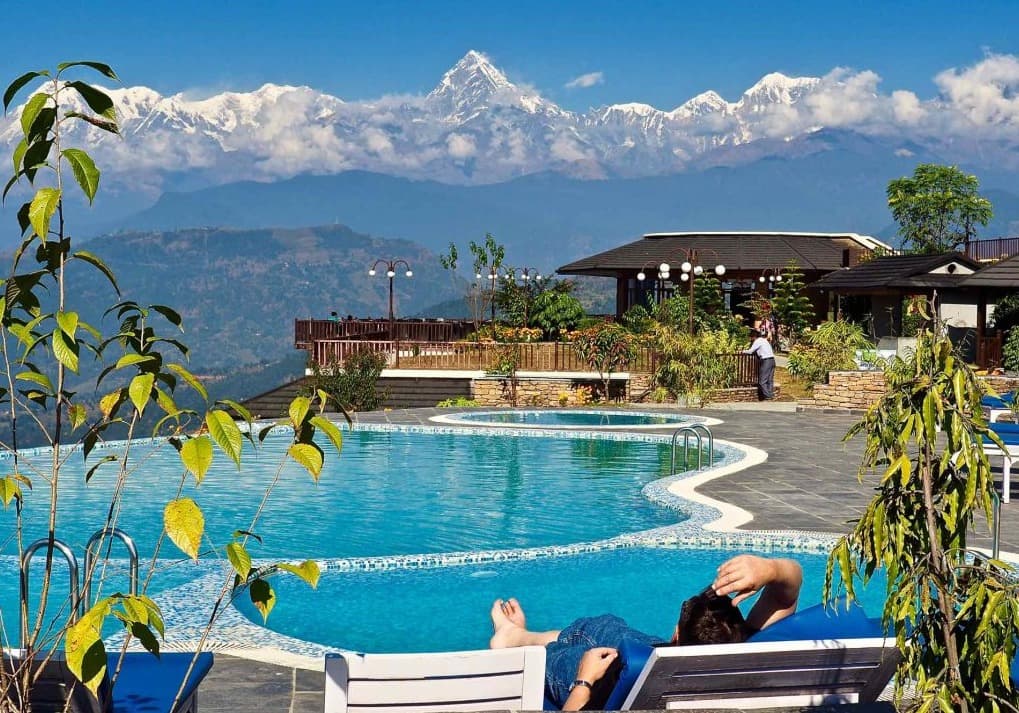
left=0, top=426, right=718, bottom=561
left=232, top=545, right=886, bottom=653
left=432, top=409, right=716, bottom=430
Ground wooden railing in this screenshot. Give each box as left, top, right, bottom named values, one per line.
left=965, top=237, right=1019, bottom=262
left=295, top=318, right=475, bottom=348
left=310, top=340, right=761, bottom=385
left=977, top=334, right=1003, bottom=369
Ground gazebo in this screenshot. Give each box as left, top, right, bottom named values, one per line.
left=557, top=231, right=890, bottom=319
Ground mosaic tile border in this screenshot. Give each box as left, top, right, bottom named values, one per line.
left=429, top=409, right=724, bottom=431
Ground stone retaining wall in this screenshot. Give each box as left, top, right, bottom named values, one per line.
left=810, top=370, right=1019, bottom=410
left=471, top=375, right=768, bottom=407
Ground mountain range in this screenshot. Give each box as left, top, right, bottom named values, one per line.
left=4, top=50, right=1018, bottom=202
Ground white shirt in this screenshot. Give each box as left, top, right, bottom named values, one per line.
left=745, top=337, right=775, bottom=359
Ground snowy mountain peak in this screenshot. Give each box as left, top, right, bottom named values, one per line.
left=671, top=90, right=729, bottom=118
left=427, top=50, right=559, bottom=121
left=738, top=72, right=820, bottom=112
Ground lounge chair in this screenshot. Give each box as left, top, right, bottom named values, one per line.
left=982, top=392, right=1016, bottom=423
left=323, top=646, right=546, bottom=712
left=983, top=422, right=1019, bottom=502
left=602, top=601, right=898, bottom=711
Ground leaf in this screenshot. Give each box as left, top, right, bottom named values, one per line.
left=248, top=578, right=276, bottom=622
left=151, top=304, right=183, bottom=329
left=20, top=93, right=48, bottom=137
left=130, top=621, right=160, bottom=656
left=115, top=353, right=155, bottom=370
left=28, top=186, right=60, bottom=240
left=289, top=396, right=311, bottom=429
left=226, top=542, right=252, bottom=579
left=128, top=372, right=155, bottom=415
left=168, top=363, right=208, bottom=400
left=85, top=454, right=117, bottom=483
left=11, top=138, right=27, bottom=175
left=56, top=61, right=119, bottom=80
left=56, top=310, right=79, bottom=338
left=310, top=415, right=343, bottom=455
left=163, top=498, right=204, bottom=560
left=180, top=436, right=213, bottom=484
left=52, top=327, right=80, bottom=373
left=15, top=369, right=54, bottom=393
left=0, top=476, right=23, bottom=508
left=219, top=398, right=253, bottom=425
left=233, top=529, right=263, bottom=544
left=99, top=389, right=125, bottom=419
left=65, top=81, right=117, bottom=121
left=71, top=250, right=119, bottom=293
left=276, top=560, right=320, bottom=588
left=3, top=70, right=46, bottom=111
left=22, top=138, right=52, bottom=181
left=62, top=148, right=100, bottom=204
left=288, top=442, right=324, bottom=481
left=65, top=606, right=108, bottom=696
left=207, top=410, right=243, bottom=466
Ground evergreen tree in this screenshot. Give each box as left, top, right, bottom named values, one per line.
left=771, top=261, right=813, bottom=341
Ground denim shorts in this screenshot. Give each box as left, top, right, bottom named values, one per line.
left=544, top=614, right=663, bottom=707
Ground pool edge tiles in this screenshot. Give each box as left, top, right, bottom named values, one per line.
left=429, top=408, right=724, bottom=430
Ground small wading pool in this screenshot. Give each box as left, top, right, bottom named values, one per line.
left=432, top=409, right=704, bottom=430
left=233, top=545, right=886, bottom=653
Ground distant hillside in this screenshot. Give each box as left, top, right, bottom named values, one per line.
left=63, top=224, right=464, bottom=373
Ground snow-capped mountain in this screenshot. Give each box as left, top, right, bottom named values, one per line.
left=0, top=50, right=1001, bottom=195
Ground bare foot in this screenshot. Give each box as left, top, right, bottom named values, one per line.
left=489, top=598, right=525, bottom=649
left=501, top=597, right=526, bottom=629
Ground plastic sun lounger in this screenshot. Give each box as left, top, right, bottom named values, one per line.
left=984, top=422, right=1019, bottom=503
left=982, top=392, right=1016, bottom=424
left=3, top=650, right=213, bottom=713
left=323, top=646, right=546, bottom=713
left=597, top=601, right=898, bottom=711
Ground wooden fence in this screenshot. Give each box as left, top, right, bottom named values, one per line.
left=310, top=339, right=760, bottom=386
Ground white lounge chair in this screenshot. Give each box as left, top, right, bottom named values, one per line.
left=323, top=646, right=546, bottom=713
left=618, top=637, right=900, bottom=710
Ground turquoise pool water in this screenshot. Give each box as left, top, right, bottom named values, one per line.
left=0, top=428, right=688, bottom=560
left=233, top=546, right=885, bottom=653
left=439, top=410, right=693, bottom=428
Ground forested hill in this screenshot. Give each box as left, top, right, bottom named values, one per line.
left=60, top=224, right=464, bottom=374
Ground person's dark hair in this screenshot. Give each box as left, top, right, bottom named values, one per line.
left=749, top=328, right=761, bottom=338
left=676, top=587, right=753, bottom=645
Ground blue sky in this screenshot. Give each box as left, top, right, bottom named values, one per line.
left=2, top=0, right=1018, bottom=109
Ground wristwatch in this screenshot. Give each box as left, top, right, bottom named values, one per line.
left=570, top=679, right=593, bottom=692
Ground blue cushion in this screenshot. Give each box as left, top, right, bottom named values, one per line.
left=112, top=652, right=214, bottom=713
left=602, top=638, right=654, bottom=711
left=982, top=392, right=1016, bottom=409
left=748, top=601, right=882, bottom=642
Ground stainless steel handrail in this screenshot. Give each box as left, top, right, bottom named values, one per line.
left=686, top=424, right=714, bottom=468
left=82, top=527, right=140, bottom=613
left=20, top=538, right=80, bottom=647
left=670, top=427, right=703, bottom=474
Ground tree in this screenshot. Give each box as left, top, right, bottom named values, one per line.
left=887, top=164, right=993, bottom=254
left=826, top=312, right=1019, bottom=713
left=439, top=233, right=506, bottom=331
left=571, top=323, right=636, bottom=401
left=770, top=261, right=813, bottom=343
left=2, top=63, right=336, bottom=710
left=531, top=286, right=585, bottom=340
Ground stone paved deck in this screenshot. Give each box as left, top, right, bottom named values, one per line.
left=197, top=404, right=1016, bottom=712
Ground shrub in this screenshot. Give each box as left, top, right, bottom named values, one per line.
left=652, top=327, right=744, bottom=405
left=531, top=289, right=585, bottom=339
left=1003, top=327, right=1019, bottom=373
left=436, top=396, right=481, bottom=407
left=304, top=350, right=388, bottom=411
left=571, top=323, right=636, bottom=400
left=787, top=320, right=872, bottom=386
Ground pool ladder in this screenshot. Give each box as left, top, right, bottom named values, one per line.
left=670, top=424, right=713, bottom=475
left=19, top=527, right=139, bottom=646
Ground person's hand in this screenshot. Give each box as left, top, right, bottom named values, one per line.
left=713, top=554, right=776, bottom=605
left=576, top=647, right=618, bottom=683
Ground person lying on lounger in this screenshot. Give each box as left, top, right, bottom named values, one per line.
left=488, top=553, right=803, bottom=711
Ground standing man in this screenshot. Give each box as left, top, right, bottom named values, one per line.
left=744, top=328, right=775, bottom=400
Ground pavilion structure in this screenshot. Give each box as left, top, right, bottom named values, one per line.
left=556, top=231, right=891, bottom=319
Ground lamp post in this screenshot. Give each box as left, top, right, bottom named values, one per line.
left=672, top=249, right=726, bottom=335
left=476, top=266, right=503, bottom=323
left=635, top=261, right=673, bottom=305
left=504, top=267, right=544, bottom=327
left=368, top=258, right=413, bottom=339
left=758, top=268, right=783, bottom=294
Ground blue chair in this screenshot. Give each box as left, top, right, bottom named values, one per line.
left=113, top=652, right=214, bottom=713
left=984, top=423, right=1019, bottom=502
left=982, top=392, right=1016, bottom=423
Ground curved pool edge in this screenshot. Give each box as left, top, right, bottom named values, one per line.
left=428, top=408, right=724, bottom=430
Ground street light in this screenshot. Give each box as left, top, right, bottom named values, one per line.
left=671, top=249, right=726, bottom=334
left=368, top=258, right=413, bottom=338
left=476, top=266, right=504, bottom=323
left=504, top=267, right=546, bottom=327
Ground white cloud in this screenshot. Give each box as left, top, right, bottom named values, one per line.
left=565, top=72, right=604, bottom=89
left=446, top=133, right=476, bottom=159
left=935, top=53, right=1019, bottom=130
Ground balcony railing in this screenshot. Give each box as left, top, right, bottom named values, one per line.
left=295, top=318, right=476, bottom=349
left=309, top=339, right=761, bottom=386
left=965, top=237, right=1019, bottom=262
